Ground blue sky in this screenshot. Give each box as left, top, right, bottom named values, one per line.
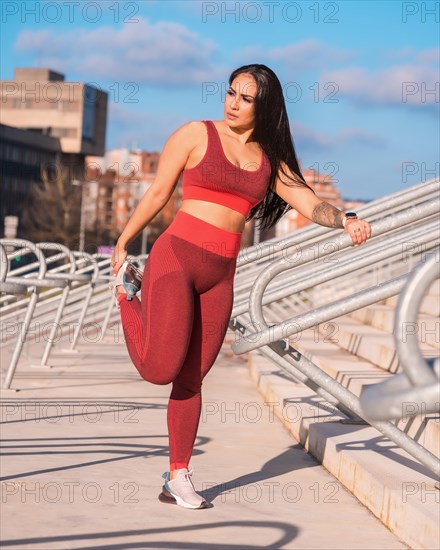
left=1, top=0, right=439, bottom=200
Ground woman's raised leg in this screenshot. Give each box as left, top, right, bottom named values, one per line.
left=117, top=233, right=196, bottom=385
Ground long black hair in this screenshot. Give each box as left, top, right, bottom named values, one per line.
left=228, top=64, right=315, bottom=230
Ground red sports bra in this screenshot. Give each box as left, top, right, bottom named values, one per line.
left=181, top=120, right=272, bottom=217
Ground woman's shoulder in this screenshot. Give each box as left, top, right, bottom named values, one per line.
left=171, top=120, right=210, bottom=140
left=164, top=121, right=213, bottom=159
left=177, top=120, right=211, bottom=130
left=180, top=119, right=224, bottom=131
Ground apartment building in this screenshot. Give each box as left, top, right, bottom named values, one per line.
left=0, top=68, right=108, bottom=238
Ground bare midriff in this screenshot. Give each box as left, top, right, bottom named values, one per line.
left=179, top=199, right=246, bottom=233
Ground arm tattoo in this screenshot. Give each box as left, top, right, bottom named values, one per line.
left=311, top=201, right=344, bottom=228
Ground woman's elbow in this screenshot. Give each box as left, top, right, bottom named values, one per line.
left=146, top=184, right=173, bottom=206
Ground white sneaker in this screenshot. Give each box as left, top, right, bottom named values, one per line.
left=158, top=469, right=209, bottom=509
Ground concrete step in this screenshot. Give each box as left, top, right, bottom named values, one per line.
left=288, top=327, right=439, bottom=459
left=384, top=279, right=440, bottom=317
left=348, top=304, right=439, bottom=348
left=248, top=353, right=439, bottom=550
left=321, top=315, right=439, bottom=374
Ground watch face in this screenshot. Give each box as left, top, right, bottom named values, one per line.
left=346, top=212, right=357, bottom=218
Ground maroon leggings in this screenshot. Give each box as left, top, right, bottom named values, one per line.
left=118, top=210, right=242, bottom=470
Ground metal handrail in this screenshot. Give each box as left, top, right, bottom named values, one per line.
left=0, top=242, right=112, bottom=386
left=233, top=197, right=439, bottom=353
left=0, top=245, right=27, bottom=295
left=394, top=250, right=439, bottom=386
left=61, top=251, right=103, bottom=351
left=227, top=191, right=440, bottom=476
left=232, top=219, right=439, bottom=319
left=231, top=193, right=439, bottom=322
left=359, top=251, right=440, bottom=421
left=0, top=239, right=67, bottom=388
left=235, top=177, right=439, bottom=269
left=33, top=242, right=89, bottom=367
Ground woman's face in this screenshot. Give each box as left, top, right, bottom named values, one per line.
left=224, top=73, right=258, bottom=129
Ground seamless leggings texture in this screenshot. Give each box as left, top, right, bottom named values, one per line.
left=118, top=210, right=242, bottom=470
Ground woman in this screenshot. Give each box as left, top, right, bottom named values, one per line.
left=110, top=64, right=372, bottom=510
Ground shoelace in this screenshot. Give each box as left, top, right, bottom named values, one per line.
left=178, top=469, right=199, bottom=497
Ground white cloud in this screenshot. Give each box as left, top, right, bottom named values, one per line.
left=268, top=39, right=355, bottom=72
left=320, top=48, right=439, bottom=108
left=385, top=47, right=439, bottom=64
left=14, top=17, right=226, bottom=86
left=234, top=39, right=355, bottom=74
left=415, top=48, right=440, bottom=64
left=292, top=121, right=385, bottom=152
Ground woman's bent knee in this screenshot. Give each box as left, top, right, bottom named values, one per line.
left=140, top=372, right=175, bottom=385
left=137, top=361, right=176, bottom=385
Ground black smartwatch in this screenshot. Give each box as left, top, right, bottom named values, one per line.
left=342, top=212, right=358, bottom=228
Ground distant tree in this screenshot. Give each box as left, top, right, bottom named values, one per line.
left=22, top=163, right=81, bottom=247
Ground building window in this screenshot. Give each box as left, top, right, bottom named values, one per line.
left=11, top=146, right=20, bottom=161
left=50, top=127, right=77, bottom=138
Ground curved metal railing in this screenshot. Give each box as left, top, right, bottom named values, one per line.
left=227, top=179, right=439, bottom=477
left=0, top=240, right=117, bottom=388
left=359, top=251, right=440, bottom=421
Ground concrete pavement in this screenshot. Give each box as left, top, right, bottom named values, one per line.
left=1, top=331, right=408, bottom=549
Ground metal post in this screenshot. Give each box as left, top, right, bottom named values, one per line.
left=73, top=179, right=86, bottom=253
left=79, top=182, right=86, bottom=253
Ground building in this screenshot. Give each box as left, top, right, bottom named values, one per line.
left=1, top=68, right=107, bottom=160
left=0, top=68, right=108, bottom=239
left=85, top=149, right=166, bottom=250
left=0, top=123, right=62, bottom=238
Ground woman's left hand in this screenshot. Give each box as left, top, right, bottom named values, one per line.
left=111, top=241, right=128, bottom=276
left=344, top=218, right=372, bottom=245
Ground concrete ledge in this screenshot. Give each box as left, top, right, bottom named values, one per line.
left=248, top=352, right=440, bottom=550
left=385, top=281, right=440, bottom=317
left=325, top=316, right=438, bottom=374
left=287, top=327, right=439, bottom=458
left=348, top=306, right=439, bottom=348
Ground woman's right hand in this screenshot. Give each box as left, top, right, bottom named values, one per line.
left=111, top=242, right=128, bottom=276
